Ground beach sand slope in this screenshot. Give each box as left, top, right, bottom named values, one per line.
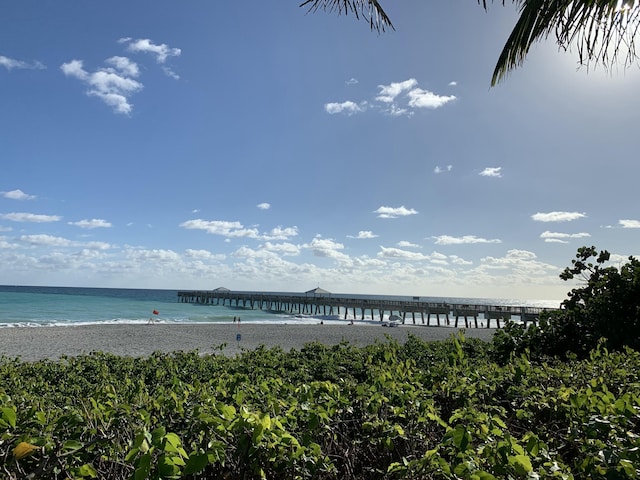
left=0, top=324, right=496, bottom=361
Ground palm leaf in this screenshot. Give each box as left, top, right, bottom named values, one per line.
left=491, top=0, right=640, bottom=85
left=300, top=0, right=640, bottom=85
left=299, top=0, right=394, bottom=32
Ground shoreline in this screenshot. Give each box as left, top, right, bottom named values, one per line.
left=0, top=323, right=496, bottom=361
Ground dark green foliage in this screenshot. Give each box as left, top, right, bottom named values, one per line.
left=492, top=246, right=640, bottom=361
left=1, top=333, right=640, bottom=479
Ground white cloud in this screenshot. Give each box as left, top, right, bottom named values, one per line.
left=346, top=78, right=358, bottom=85
left=478, top=250, right=559, bottom=280
left=479, top=167, right=502, bottom=178
left=376, top=79, right=418, bottom=103
left=448, top=81, right=457, bottom=86
left=432, top=235, right=502, bottom=245
left=179, top=219, right=298, bottom=240
left=374, top=205, right=418, bottom=219
left=324, top=101, right=364, bottom=115
left=184, top=249, right=225, bottom=261
left=434, top=165, right=453, bottom=174
left=162, top=66, right=180, bottom=80
left=377, top=246, right=431, bottom=260
left=0, top=212, right=61, bottom=222
left=348, top=230, right=378, bottom=239
left=540, top=231, right=591, bottom=243
left=450, top=255, right=473, bottom=266
left=303, top=237, right=350, bottom=263
left=257, top=202, right=271, bottom=210
left=180, top=219, right=246, bottom=235
left=61, top=58, right=143, bottom=114
left=69, top=218, right=113, bottom=229
left=397, top=240, right=420, bottom=248
left=262, top=242, right=301, bottom=256
left=1, top=189, right=36, bottom=200
left=532, top=211, right=586, bottom=222
left=0, top=55, right=45, bottom=71
left=619, top=219, right=640, bottom=228
left=407, top=88, right=456, bottom=109
left=266, top=226, right=299, bottom=240
left=105, top=56, right=140, bottom=77
left=544, top=238, right=569, bottom=244
left=325, top=78, right=455, bottom=118
left=20, top=234, right=71, bottom=247
left=119, top=38, right=181, bottom=63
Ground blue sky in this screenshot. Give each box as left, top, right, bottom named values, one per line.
left=1, top=1, right=639, bottom=301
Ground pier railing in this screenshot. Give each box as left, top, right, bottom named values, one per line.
left=177, top=290, right=555, bottom=328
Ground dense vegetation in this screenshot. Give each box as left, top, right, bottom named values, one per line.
left=1, top=331, right=639, bottom=479
left=493, top=246, right=640, bottom=361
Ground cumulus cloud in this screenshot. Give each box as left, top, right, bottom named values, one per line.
left=20, top=234, right=72, bottom=247
left=17, top=234, right=111, bottom=250
left=346, top=78, right=358, bottom=85
left=325, top=78, right=455, bottom=118
left=115, top=38, right=181, bottom=79
left=478, top=249, right=558, bottom=279
left=0, top=212, right=61, bottom=222
left=376, top=78, right=455, bottom=116
left=324, top=101, right=364, bottom=115
left=60, top=37, right=180, bottom=113
left=540, top=231, right=590, bottom=243
left=61, top=58, right=143, bottom=114
left=434, top=165, right=453, bottom=174
left=68, top=218, right=113, bottom=229
left=448, top=81, right=457, bottom=86
left=267, top=226, right=299, bottom=240
left=619, top=219, right=640, bottom=228
left=0, top=55, right=45, bottom=71
left=376, top=79, right=418, bottom=103
left=1, top=189, right=36, bottom=200
left=303, top=237, right=350, bottom=262
left=257, top=202, right=271, bottom=210
left=184, top=249, right=226, bottom=261
left=377, top=246, right=431, bottom=261
left=262, top=242, right=301, bottom=256
left=479, top=167, right=502, bottom=178
left=348, top=230, right=378, bottom=239
left=407, top=88, right=456, bottom=109
left=119, top=38, right=181, bottom=63
left=397, top=240, right=420, bottom=248
left=179, top=219, right=298, bottom=241
left=532, top=211, right=586, bottom=222
left=374, top=206, right=418, bottom=219
left=432, top=235, right=502, bottom=245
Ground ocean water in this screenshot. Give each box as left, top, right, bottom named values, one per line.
left=0, top=285, right=561, bottom=328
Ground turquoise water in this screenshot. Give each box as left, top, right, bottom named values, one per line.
left=0, top=285, right=561, bottom=327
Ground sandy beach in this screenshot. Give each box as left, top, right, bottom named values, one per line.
left=0, top=323, right=496, bottom=361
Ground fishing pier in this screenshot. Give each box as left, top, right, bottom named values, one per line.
left=177, top=289, right=552, bottom=328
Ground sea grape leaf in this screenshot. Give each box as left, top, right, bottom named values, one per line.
left=451, top=425, right=472, bottom=452
left=184, top=453, right=209, bottom=475
left=0, top=407, right=16, bottom=428
left=508, top=454, right=533, bottom=474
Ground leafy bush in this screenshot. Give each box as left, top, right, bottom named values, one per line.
left=492, top=246, right=640, bottom=361
left=1, top=333, right=640, bottom=479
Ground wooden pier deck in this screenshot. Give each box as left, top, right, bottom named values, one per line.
left=177, top=290, right=552, bottom=328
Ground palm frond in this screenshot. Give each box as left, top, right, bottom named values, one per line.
left=492, top=0, right=640, bottom=85
left=299, top=0, right=394, bottom=32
